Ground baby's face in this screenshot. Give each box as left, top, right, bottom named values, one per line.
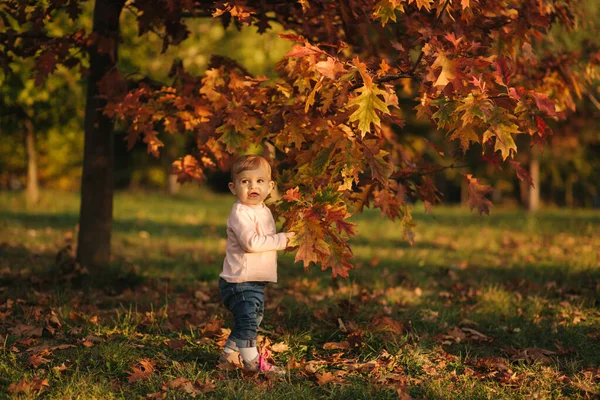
left=228, top=165, right=274, bottom=206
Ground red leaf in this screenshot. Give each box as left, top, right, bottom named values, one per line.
left=481, top=153, right=503, bottom=171
left=531, top=92, right=557, bottom=116
left=34, top=51, right=57, bottom=86
left=464, top=174, right=493, bottom=215
left=535, top=115, right=552, bottom=137
left=509, top=161, right=534, bottom=187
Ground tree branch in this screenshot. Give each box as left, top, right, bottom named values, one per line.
left=349, top=0, right=452, bottom=91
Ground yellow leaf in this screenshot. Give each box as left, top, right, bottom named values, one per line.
left=483, top=122, right=519, bottom=160
left=448, top=126, right=480, bottom=153
left=432, top=52, right=457, bottom=88
left=347, top=85, right=390, bottom=137
left=271, top=342, right=289, bottom=352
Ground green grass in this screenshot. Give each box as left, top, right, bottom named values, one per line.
left=0, top=188, right=599, bottom=399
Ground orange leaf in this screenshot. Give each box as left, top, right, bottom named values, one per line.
left=271, top=342, right=290, bottom=353
left=8, top=377, right=49, bottom=394
left=323, top=341, right=350, bottom=350
left=290, top=214, right=331, bottom=268
left=316, top=57, right=346, bottom=80
left=315, top=371, right=336, bottom=386
left=126, top=358, right=156, bottom=383
left=29, top=354, right=51, bottom=368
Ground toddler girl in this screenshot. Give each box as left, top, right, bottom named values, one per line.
left=219, top=155, right=294, bottom=376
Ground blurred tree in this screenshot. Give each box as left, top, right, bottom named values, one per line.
left=0, top=62, right=83, bottom=203
left=2, top=0, right=598, bottom=275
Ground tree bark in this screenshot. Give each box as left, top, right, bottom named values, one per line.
left=76, top=0, right=125, bottom=269
left=528, top=148, right=540, bottom=212
left=24, top=119, right=40, bottom=206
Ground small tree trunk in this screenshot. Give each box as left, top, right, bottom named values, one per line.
left=565, top=174, right=576, bottom=208
left=528, top=148, right=540, bottom=212
left=24, top=120, right=40, bottom=205
left=167, top=174, right=180, bottom=195
left=77, top=0, right=125, bottom=270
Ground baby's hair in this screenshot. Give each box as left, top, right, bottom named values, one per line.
left=231, top=155, right=272, bottom=182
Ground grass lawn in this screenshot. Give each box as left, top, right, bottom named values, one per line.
left=0, top=188, right=599, bottom=399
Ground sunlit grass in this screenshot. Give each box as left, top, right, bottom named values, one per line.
left=0, top=188, right=599, bottom=398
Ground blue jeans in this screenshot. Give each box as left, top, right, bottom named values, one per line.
left=219, top=278, right=265, bottom=349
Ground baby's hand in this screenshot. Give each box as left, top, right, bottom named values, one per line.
left=285, top=232, right=296, bottom=239
left=285, top=231, right=296, bottom=246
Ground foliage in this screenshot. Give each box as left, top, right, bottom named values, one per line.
left=0, top=190, right=599, bottom=398
left=1, top=0, right=599, bottom=276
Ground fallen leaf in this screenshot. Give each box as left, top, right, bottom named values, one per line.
left=29, top=354, right=51, bottom=368
left=271, top=342, right=289, bottom=353
left=372, top=316, right=404, bottom=333
left=81, top=335, right=103, bottom=348
left=8, top=377, right=49, bottom=394
left=168, top=377, right=216, bottom=397
left=51, top=363, right=68, bottom=374
left=145, top=391, right=167, bottom=399
left=165, top=339, right=186, bottom=350
left=504, top=347, right=555, bottom=364
left=323, top=341, right=350, bottom=350
left=315, top=371, right=336, bottom=386
left=10, top=324, right=43, bottom=338
left=127, top=358, right=156, bottom=383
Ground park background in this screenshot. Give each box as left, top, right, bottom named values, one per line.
left=1, top=1, right=600, bottom=399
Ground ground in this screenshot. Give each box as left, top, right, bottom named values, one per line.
left=0, top=189, right=599, bottom=399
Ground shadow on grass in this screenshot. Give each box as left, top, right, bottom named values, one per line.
left=0, top=211, right=226, bottom=238
left=353, top=208, right=600, bottom=234
left=0, top=243, right=145, bottom=297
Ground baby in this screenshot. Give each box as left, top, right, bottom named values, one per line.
left=218, top=155, right=295, bottom=376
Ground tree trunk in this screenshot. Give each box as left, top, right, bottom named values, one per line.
left=24, top=119, right=40, bottom=206
left=565, top=174, right=576, bottom=208
left=167, top=174, right=180, bottom=195
left=528, top=148, right=540, bottom=212
left=76, top=0, right=125, bottom=269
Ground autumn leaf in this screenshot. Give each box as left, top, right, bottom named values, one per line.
left=283, top=187, right=301, bottom=202
left=432, top=52, right=458, bottom=88
left=8, top=377, right=49, bottom=395
left=504, top=347, right=556, bottom=364
left=29, top=354, right=51, bottom=368
left=142, top=130, right=164, bottom=157
left=34, top=51, right=57, bottom=86
left=271, top=342, right=290, bottom=352
left=10, top=324, right=43, bottom=338
left=363, top=140, right=393, bottom=183
left=315, top=57, right=346, bottom=79
left=126, top=358, right=156, bottom=383
left=217, top=125, right=246, bottom=152
left=172, top=155, right=204, bottom=184
left=168, top=377, right=216, bottom=397
left=315, top=371, right=337, bottom=385
left=289, top=213, right=331, bottom=268
left=448, top=126, right=480, bottom=153
left=410, top=0, right=433, bottom=11
left=531, top=92, right=557, bottom=116
left=464, top=174, right=493, bottom=215
left=347, top=85, right=390, bottom=137
left=373, top=0, right=404, bottom=26
left=483, top=121, right=519, bottom=160
left=509, top=161, right=533, bottom=187
left=323, top=341, right=350, bottom=350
